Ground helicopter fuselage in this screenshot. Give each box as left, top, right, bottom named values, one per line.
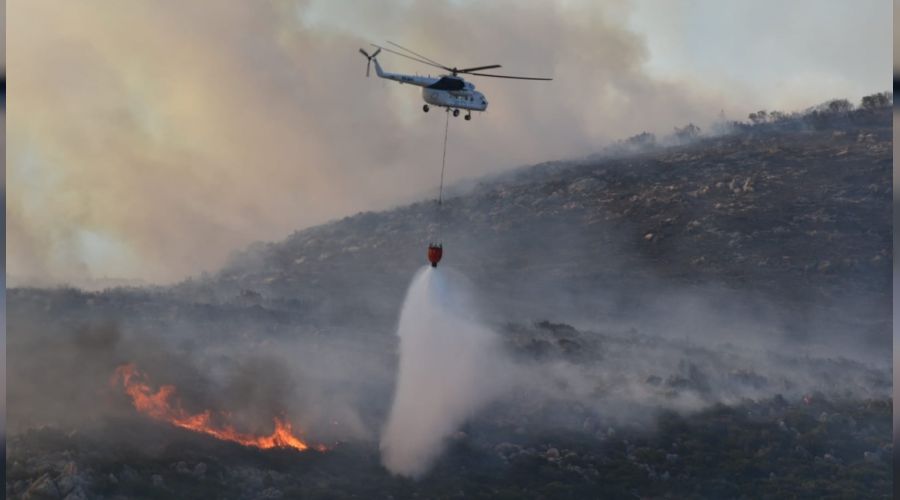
left=422, top=86, right=487, bottom=111
left=372, top=58, right=488, bottom=112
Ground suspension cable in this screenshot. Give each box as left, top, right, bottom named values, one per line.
left=439, top=108, right=450, bottom=205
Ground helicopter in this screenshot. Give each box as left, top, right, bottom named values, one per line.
left=359, top=41, right=552, bottom=120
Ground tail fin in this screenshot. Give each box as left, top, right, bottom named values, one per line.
left=371, top=56, right=385, bottom=78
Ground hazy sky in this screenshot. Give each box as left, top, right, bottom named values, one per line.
left=7, top=0, right=892, bottom=287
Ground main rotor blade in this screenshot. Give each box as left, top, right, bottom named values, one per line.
left=370, top=44, right=449, bottom=71
left=466, top=72, right=553, bottom=81
left=457, top=64, right=502, bottom=73
left=386, top=41, right=447, bottom=68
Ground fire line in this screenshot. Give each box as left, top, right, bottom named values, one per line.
left=112, top=363, right=321, bottom=452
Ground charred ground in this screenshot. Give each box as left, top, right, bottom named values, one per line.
left=7, top=105, right=892, bottom=499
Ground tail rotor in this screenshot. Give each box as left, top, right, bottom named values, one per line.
left=359, top=47, right=381, bottom=77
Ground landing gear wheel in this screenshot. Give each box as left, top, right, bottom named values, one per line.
left=464, top=113, right=471, bottom=121
left=452, top=109, right=460, bottom=117
left=423, top=104, right=429, bottom=113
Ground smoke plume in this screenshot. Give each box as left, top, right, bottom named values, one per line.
left=381, top=267, right=504, bottom=477
left=8, top=0, right=889, bottom=287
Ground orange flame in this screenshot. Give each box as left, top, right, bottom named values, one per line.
left=113, top=363, right=319, bottom=452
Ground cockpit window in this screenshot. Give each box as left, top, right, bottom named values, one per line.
left=428, top=77, right=466, bottom=91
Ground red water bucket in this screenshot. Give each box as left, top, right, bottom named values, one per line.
left=427, top=244, right=443, bottom=267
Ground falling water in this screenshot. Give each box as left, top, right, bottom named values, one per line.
left=380, top=267, right=501, bottom=477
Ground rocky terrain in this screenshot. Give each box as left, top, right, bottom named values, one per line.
left=179, top=103, right=891, bottom=353
left=6, top=101, right=892, bottom=499
left=5, top=322, right=893, bottom=499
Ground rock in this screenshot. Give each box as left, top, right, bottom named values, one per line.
left=863, top=451, right=880, bottom=462
left=545, top=448, right=560, bottom=460
left=255, top=487, right=284, bottom=499
left=566, top=464, right=584, bottom=476
left=56, top=462, right=80, bottom=495
left=174, top=461, right=191, bottom=475
left=570, top=177, right=599, bottom=193
left=193, top=462, right=208, bottom=477
left=55, top=476, right=78, bottom=497
left=62, top=486, right=88, bottom=500
left=741, top=177, right=755, bottom=192
left=23, top=473, right=60, bottom=500
left=120, top=465, right=139, bottom=482
left=230, top=466, right=265, bottom=491
left=582, top=417, right=595, bottom=432
left=495, top=442, right=522, bottom=458
left=151, top=474, right=164, bottom=487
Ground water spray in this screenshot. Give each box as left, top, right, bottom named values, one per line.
left=380, top=267, right=501, bottom=477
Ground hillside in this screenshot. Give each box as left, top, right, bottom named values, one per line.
left=6, top=106, right=892, bottom=499
left=168, top=108, right=892, bottom=349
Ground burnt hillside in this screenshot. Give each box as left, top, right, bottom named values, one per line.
left=9, top=109, right=891, bottom=347
left=6, top=106, right=892, bottom=500
left=163, top=108, right=891, bottom=343
left=9, top=109, right=891, bottom=356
